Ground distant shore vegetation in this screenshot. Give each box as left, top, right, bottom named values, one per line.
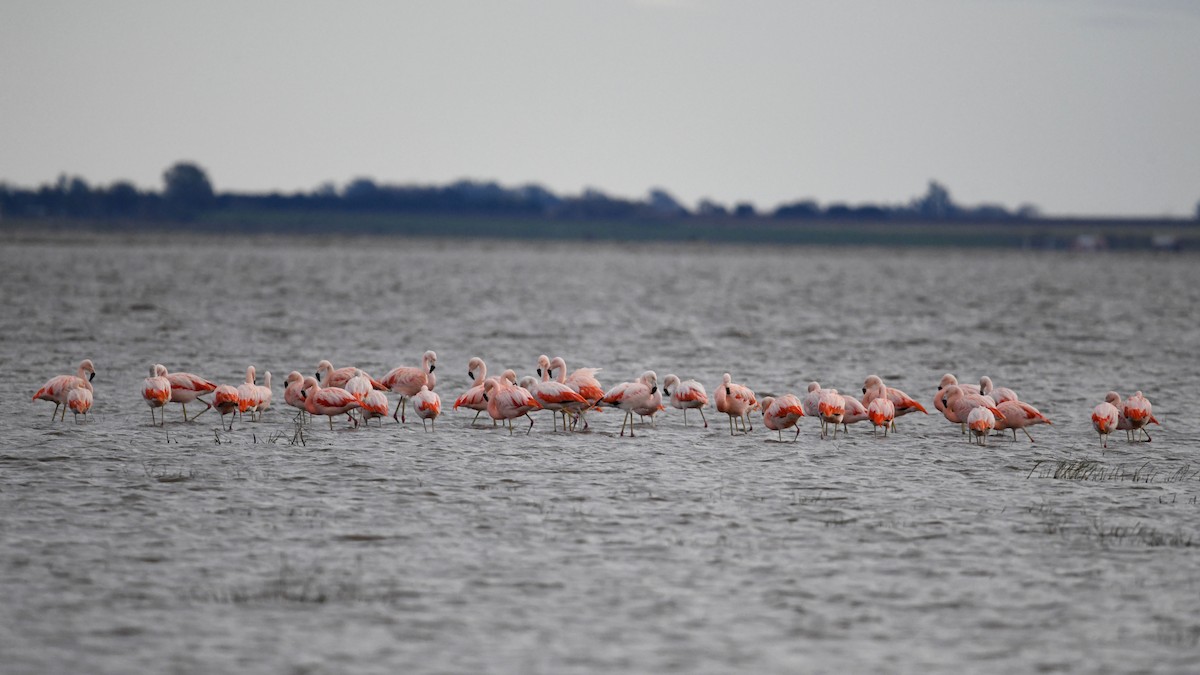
left=2, top=161, right=1197, bottom=250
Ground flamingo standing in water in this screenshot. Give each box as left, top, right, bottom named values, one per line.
left=360, top=389, right=390, bottom=427
left=967, top=407, right=996, bottom=446
left=934, top=374, right=979, bottom=414
left=529, top=355, right=589, bottom=431
left=601, top=371, right=660, bottom=437
left=66, top=387, right=92, bottom=423
left=483, top=377, right=541, bottom=435
left=212, top=384, right=240, bottom=430
left=1092, top=399, right=1120, bottom=449
left=861, top=374, right=927, bottom=426
left=315, top=360, right=385, bottom=390
left=236, top=366, right=262, bottom=421
left=992, top=400, right=1052, bottom=442
left=33, top=359, right=96, bottom=421
left=256, top=372, right=273, bottom=419
left=454, top=357, right=492, bottom=425
left=412, top=385, right=441, bottom=432
left=165, top=368, right=216, bottom=421
left=559, top=357, right=605, bottom=431
left=867, top=397, right=896, bottom=437
left=978, top=376, right=1019, bottom=405
left=817, top=389, right=846, bottom=439
left=1121, top=391, right=1159, bottom=442
left=381, top=350, right=437, bottom=423
left=283, top=371, right=308, bottom=422
left=302, top=376, right=360, bottom=430
left=938, top=385, right=1005, bottom=435
left=760, top=394, right=805, bottom=441
left=662, top=374, right=709, bottom=428
left=840, top=395, right=870, bottom=434
left=141, top=364, right=171, bottom=426
left=714, top=373, right=757, bottom=436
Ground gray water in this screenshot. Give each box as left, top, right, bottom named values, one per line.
left=2, top=231, right=1198, bottom=674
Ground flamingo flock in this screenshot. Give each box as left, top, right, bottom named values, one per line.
left=32, top=357, right=1162, bottom=447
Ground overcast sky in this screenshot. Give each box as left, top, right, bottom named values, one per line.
left=2, top=0, right=1198, bottom=216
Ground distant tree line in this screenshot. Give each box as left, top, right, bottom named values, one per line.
left=0, top=160, right=1144, bottom=225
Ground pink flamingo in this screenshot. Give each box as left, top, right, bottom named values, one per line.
left=840, top=395, right=870, bottom=434
left=1121, top=391, right=1159, bottom=442
left=817, top=389, right=846, bottom=439
left=302, top=376, right=360, bottom=430
left=66, top=387, right=92, bottom=423
left=483, top=377, right=541, bottom=435
left=601, top=371, right=660, bottom=437
left=1092, top=400, right=1120, bottom=448
left=800, top=382, right=824, bottom=417
left=381, top=350, right=437, bottom=423
left=141, top=364, right=171, bottom=426
left=559, top=357, right=605, bottom=430
left=256, top=372, right=273, bottom=419
left=967, top=407, right=996, bottom=446
left=714, top=373, right=757, bottom=436
left=283, top=371, right=308, bottom=421
left=213, top=384, right=240, bottom=430
left=315, top=360, right=385, bottom=390
left=165, top=368, right=217, bottom=422
left=760, top=394, right=805, bottom=441
left=992, top=400, right=1052, bottom=442
left=939, top=385, right=1005, bottom=434
left=978, top=376, right=1019, bottom=405
left=359, top=389, right=390, bottom=427
left=867, top=397, right=896, bottom=437
left=861, top=375, right=928, bottom=421
left=237, top=366, right=261, bottom=420
left=412, top=385, right=442, bottom=432
left=662, top=374, right=709, bottom=427
left=529, top=355, right=590, bottom=431
left=33, top=359, right=96, bottom=421
left=934, top=373, right=979, bottom=413
left=454, top=357, right=491, bottom=425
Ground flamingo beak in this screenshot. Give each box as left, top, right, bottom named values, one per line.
left=315, top=372, right=321, bottom=382
left=726, top=387, right=731, bottom=396
left=650, top=386, right=657, bottom=395
left=861, top=387, right=866, bottom=394
left=537, top=368, right=542, bottom=377
left=89, top=372, right=96, bottom=381
left=468, top=372, right=475, bottom=381
left=429, top=364, right=436, bottom=373
left=482, top=393, right=489, bottom=402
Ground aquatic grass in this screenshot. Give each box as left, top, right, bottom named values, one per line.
left=189, top=555, right=420, bottom=605
left=1027, top=460, right=1200, bottom=483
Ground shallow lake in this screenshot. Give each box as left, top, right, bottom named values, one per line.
left=1, top=231, right=1197, bottom=673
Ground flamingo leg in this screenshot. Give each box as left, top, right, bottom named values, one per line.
left=728, top=414, right=734, bottom=436
left=793, top=426, right=801, bottom=442
left=525, top=414, right=534, bottom=435
left=392, top=397, right=404, bottom=422
left=683, top=408, right=688, bottom=426
left=620, top=412, right=629, bottom=437
left=700, top=408, right=708, bottom=428
left=1022, top=428, right=1035, bottom=443
left=50, top=403, right=61, bottom=419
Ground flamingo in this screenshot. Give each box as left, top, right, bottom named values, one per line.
left=800, top=382, right=824, bottom=418
left=33, top=359, right=96, bottom=421
left=66, top=387, right=92, bottom=423
left=861, top=374, right=927, bottom=422
left=1092, top=400, right=1120, bottom=449
left=867, top=397, right=895, bottom=437
left=314, top=360, right=385, bottom=390
left=600, top=371, right=660, bottom=437
left=381, top=350, right=437, bottom=423
left=301, top=376, right=360, bottom=430
left=359, top=389, right=390, bottom=427
left=283, top=371, right=308, bottom=422
left=344, top=369, right=374, bottom=404
left=662, top=374, right=709, bottom=427
left=165, top=368, right=217, bottom=421
left=559, top=357, right=605, bottom=431
left=967, top=407, right=996, bottom=446
left=141, top=364, right=171, bottom=426
left=939, top=385, right=1005, bottom=434
left=840, top=395, right=870, bottom=434
left=412, top=385, right=441, bottom=432
left=529, top=355, right=589, bottom=431
left=454, top=357, right=491, bottom=425
left=760, top=394, right=805, bottom=441
left=1121, top=391, right=1158, bottom=442
left=934, top=373, right=979, bottom=413
left=714, top=373, right=757, bottom=436
left=483, top=377, right=541, bottom=435
left=213, top=384, right=240, bottom=430
left=817, top=389, right=846, bottom=439
left=236, top=366, right=261, bottom=421
left=978, top=376, right=1019, bottom=405
left=992, top=400, right=1052, bottom=442
left=256, top=372, right=273, bottom=419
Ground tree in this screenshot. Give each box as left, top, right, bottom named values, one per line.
left=162, top=162, right=214, bottom=220
left=912, top=180, right=957, bottom=219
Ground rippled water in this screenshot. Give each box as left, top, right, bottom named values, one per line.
left=2, top=231, right=1198, bottom=673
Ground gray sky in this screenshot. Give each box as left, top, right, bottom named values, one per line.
left=2, top=0, right=1198, bottom=216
